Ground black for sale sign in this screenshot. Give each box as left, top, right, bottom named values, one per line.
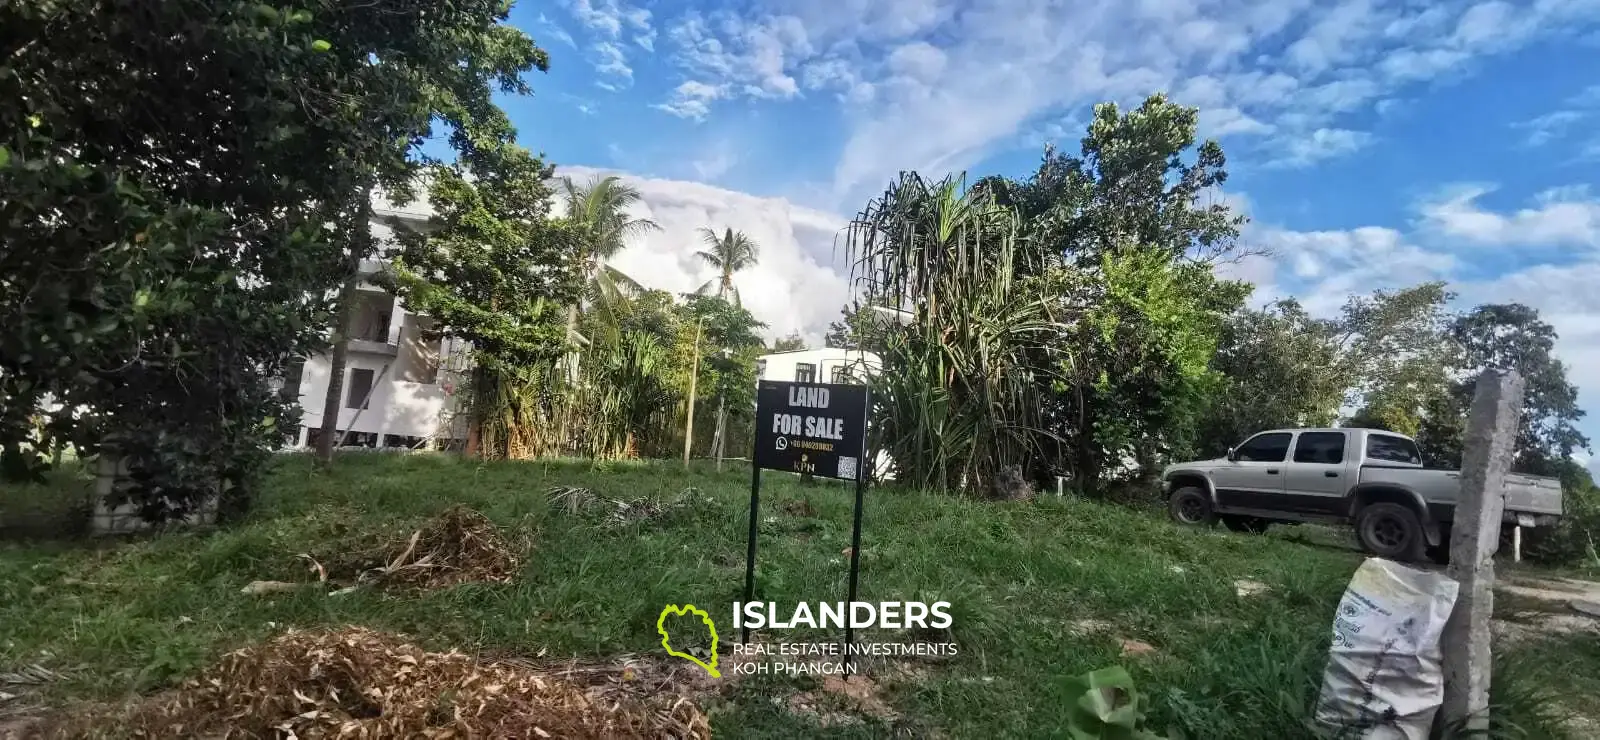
left=752, top=380, right=869, bottom=481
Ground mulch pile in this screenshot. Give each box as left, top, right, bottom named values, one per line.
left=318, top=505, right=521, bottom=591
left=38, top=628, right=710, bottom=739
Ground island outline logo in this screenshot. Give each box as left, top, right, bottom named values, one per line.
left=656, top=604, right=721, bottom=677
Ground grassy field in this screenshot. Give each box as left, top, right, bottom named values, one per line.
left=0, top=453, right=1594, bottom=738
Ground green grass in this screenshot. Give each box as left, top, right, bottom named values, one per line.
left=0, top=453, right=1590, bottom=738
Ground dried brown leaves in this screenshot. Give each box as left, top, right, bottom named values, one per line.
left=329, top=506, right=519, bottom=591
left=46, top=628, right=709, bottom=739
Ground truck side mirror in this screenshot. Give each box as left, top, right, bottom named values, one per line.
left=1225, top=447, right=1237, bottom=461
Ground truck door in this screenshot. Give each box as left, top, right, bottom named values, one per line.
left=1211, top=431, right=1291, bottom=509
left=1283, top=431, right=1349, bottom=514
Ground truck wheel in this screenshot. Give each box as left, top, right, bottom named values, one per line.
left=1168, top=487, right=1215, bottom=527
left=1356, top=503, right=1426, bottom=562
left=1222, top=516, right=1270, bottom=534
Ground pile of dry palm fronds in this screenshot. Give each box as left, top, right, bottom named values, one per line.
left=324, top=505, right=520, bottom=591
left=41, top=628, right=710, bottom=739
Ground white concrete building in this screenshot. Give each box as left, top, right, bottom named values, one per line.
left=755, top=347, right=882, bottom=385
left=285, top=191, right=471, bottom=450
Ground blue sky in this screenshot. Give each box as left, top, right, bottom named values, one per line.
left=494, top=0, right=1600, bottom=469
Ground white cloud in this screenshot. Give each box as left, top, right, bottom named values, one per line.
left=689, top=139, right=739, bottom=181
left=1202, top=107, right=1275, bottom=137
left=1513, top=83, right=1600, bottom=149
left=1249, top=224, right=1458, bottom=314
left=537, top=14, right=577, bottom=47
left=636, top=0, right=1600, bottom=209
left=1267, top=128, right=1375, bottom=168
left=1516, top=110, right=1585, bottom=146
left=886, top=42, right=947, bottom=82
left=1417, top=184, right=1600, bottom=248
left=552, top=166, right=852, bottom=346
left=591, top=41, right=633, bottom=85
left=561, top=0, right=653, bottom=82
left=565, top=0, right=652, bottom=39
left=654, top=80, right=728, bottom=121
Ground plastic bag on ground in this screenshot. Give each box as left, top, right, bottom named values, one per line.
left=1313, top=557, right=1460, bottom=740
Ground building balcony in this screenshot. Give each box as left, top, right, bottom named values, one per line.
left=348, top=338, right=399, bottom=356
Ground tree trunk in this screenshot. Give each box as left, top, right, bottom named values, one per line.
left=713, top=395, right=727, bottom=471
left=682, top=317, right=703, bottom=469
left=315, top=188, right=375, bottom=465
left=316, top=273, right=359, bottom=464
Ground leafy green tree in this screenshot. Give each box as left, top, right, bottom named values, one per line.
left=387, top=132, right=582, bottom=459
left=1193, top=300, right=1344, bottom=456
left=1416, top=303, right=1589, bottom=473
left=1334, top=283, right=1457, bottom=438
left=824, top=302, right=890, bottom=354
left=771, top=332, right=808, bottom=352
left=311, top=2, right=547, bottom=463
left=680, top=295, right=765, bottom=461
left=0, top=0, right=539, bottom=518
left=693, top=227, right=760, bottom=304
left=1001, top=95, right=1249, bottom=490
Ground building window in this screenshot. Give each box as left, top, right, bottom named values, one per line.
left=345, top=368, right=375, bottom=410
left=795, top=363, right=816, bottom=383
left=830, top=365, right=849, bottom=383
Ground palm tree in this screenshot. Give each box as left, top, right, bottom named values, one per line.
left=693, top=227, right=759, bottom=304
left=686, top=227, right=759, bottom=467
left=560, top=174, right=661, bottom=340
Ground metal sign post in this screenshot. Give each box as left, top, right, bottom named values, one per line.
left=742, top=381, right=872, bottom=666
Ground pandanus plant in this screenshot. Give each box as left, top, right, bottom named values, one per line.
left=843, top=172, right=1063, bottom=495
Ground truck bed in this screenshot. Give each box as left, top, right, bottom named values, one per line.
left=1359, top=464, right=1563, bottom=519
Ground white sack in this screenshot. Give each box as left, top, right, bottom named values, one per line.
left=1313, top=557, right=1460, bottom=740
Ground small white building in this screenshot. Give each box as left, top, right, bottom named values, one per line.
left=755, top=347, right=882, bottom=385
left=285, top=191, right=470, bottom=451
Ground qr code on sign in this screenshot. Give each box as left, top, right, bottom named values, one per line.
left=836, top=456, right=858, bottom=481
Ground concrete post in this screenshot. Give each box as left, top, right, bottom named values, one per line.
left=1439, top=369, right=1524, bottom=734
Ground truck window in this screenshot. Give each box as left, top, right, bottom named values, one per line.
left=1366, top=434, right=1422, bottom=465
left=1235, top=432, right=1291, bottom=462
left=1293, top=431, right=1346, bottom=464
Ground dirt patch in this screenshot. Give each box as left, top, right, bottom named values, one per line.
left=29, top=627, right=708, bottom=739
left=784, top=674, right=897, bottom=728
left=1500, top=576, right=1600, bottom=604
left=1493, top=575, right=1600, bottom=642
left=1118, top=638, right=1158, bottom=658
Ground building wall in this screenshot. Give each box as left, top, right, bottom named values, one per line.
left=289, top=197, right=466, bottom=448
left=296, top=346, right=453, bottom=442
left=756, top=348, right=882, bottom=384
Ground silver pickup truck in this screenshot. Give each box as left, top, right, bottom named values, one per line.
left=1160, top=427, right=1563, bottom=563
